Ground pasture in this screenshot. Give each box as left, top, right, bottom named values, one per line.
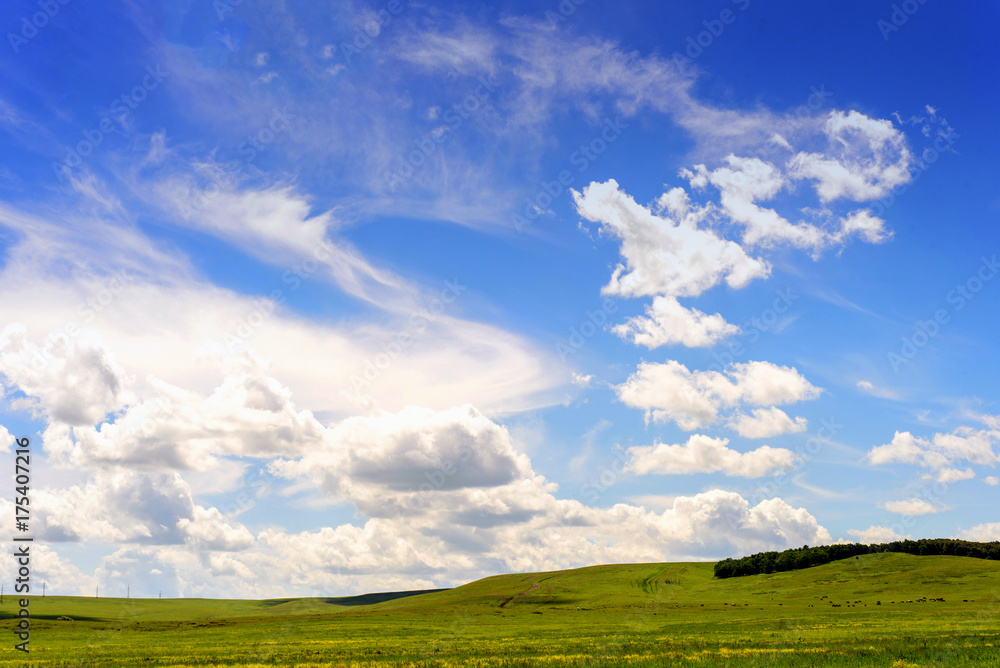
left=1, top=552, right=998, bottom=667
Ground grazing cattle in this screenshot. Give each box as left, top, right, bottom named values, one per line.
left=876, top=601, right=881, bottom=605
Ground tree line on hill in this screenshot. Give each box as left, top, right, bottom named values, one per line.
left=714, top=538, right=1000, bottom=579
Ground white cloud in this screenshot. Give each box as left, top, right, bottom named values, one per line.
left=0, top=323, right=133, bottom=426
left=5, top=396, right=833, bottom=597
left=395, top=21, right=498, bottom=75
left=571, top=372, right=593, bottom=387
left=835, top=209, right=891, bottom=244
left=36, top=359, right=325, bottom=472
left=0, top=537, right=93, bottom=596
left=22, top=469, right=250, bottom=547
left=612, top=296, right=738, bottom=348
left=683, top=154, right=893, bottom=252
left=573, top=179, right=770, bottom=300
left=271, top=404, right=534, bottom=518
left=687, top=155, right=827, bottom=250
left=855, top=381, right=899, bottom=401
left=984, top=476, right=999, bottom=486
left=616, top=360, right=820, bottom=430
left=727, top=407, right=808, bottom=439
left=847, top=525, right=909, bottom=543
left=788, top=110, right=912, bottom=203
left=956, top=522, right=1000, bottom=542
left=0, top=197, right=568, bottom=420
left=178, top=505, right=255, bottom=551
left=866, top=425, right=1000, bottom=482
left=880, top=498, right=940, bottom=516
left=626, top=434, right=798, bottom=478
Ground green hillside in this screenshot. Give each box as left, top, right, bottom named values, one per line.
left=1, top=552, right=999, bottom=666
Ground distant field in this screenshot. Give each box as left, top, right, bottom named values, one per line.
left=1, top=552, right=999, bottom=666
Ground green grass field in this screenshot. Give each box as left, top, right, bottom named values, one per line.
left=1, top=552, right=998, bottom=667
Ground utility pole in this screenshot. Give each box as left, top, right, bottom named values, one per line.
left=2, top=583, right=5, bottom=603
left=127, top=585, right=130, bottom=599
left=42, top=582, right=45, bottom=597
left=96, top=585, right=99, bottom=598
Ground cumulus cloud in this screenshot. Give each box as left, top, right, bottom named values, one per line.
left=847, top=525, right=909, bottom=543
left=0, top=540, right=93, bottom=597
left=625, top=434, right=798, bottom=477
left=19, top=469, right=251, bottom=549
left=270, top=404, right=534, bottom=518
left=788, top=110, right=912, bottom=203
left=880, top=498, right=940, bottom=516
left=956, top=522, right=1000, bottom=542
left=835, top=209, right=891, bottom=244
left=684, top=155, right=827, bottom=250
left=727, top=406, right=808, bottom=439
left=573, top=179, right=770, bottom=300
left=8, top=398, right=834, bottom=597
left=0, top=324, right=132, bottom=426
left=51, top=365, right=326, bottom=471
left=571, top=372, right=593, bottom=387
left=615, top=360, right=821, bottom=430
left=984, top=476, right=999, bottom=486
left=612, top=296, right=739, bottom=348
left=682, top=152, right=893, bottom=252
left=866, top=423, right=1000, bottom=482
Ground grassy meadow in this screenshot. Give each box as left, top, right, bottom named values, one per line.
left=1, top=552, right=998, bottom=667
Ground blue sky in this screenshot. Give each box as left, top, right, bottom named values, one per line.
left=0, top=0, right=997, bottom=598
